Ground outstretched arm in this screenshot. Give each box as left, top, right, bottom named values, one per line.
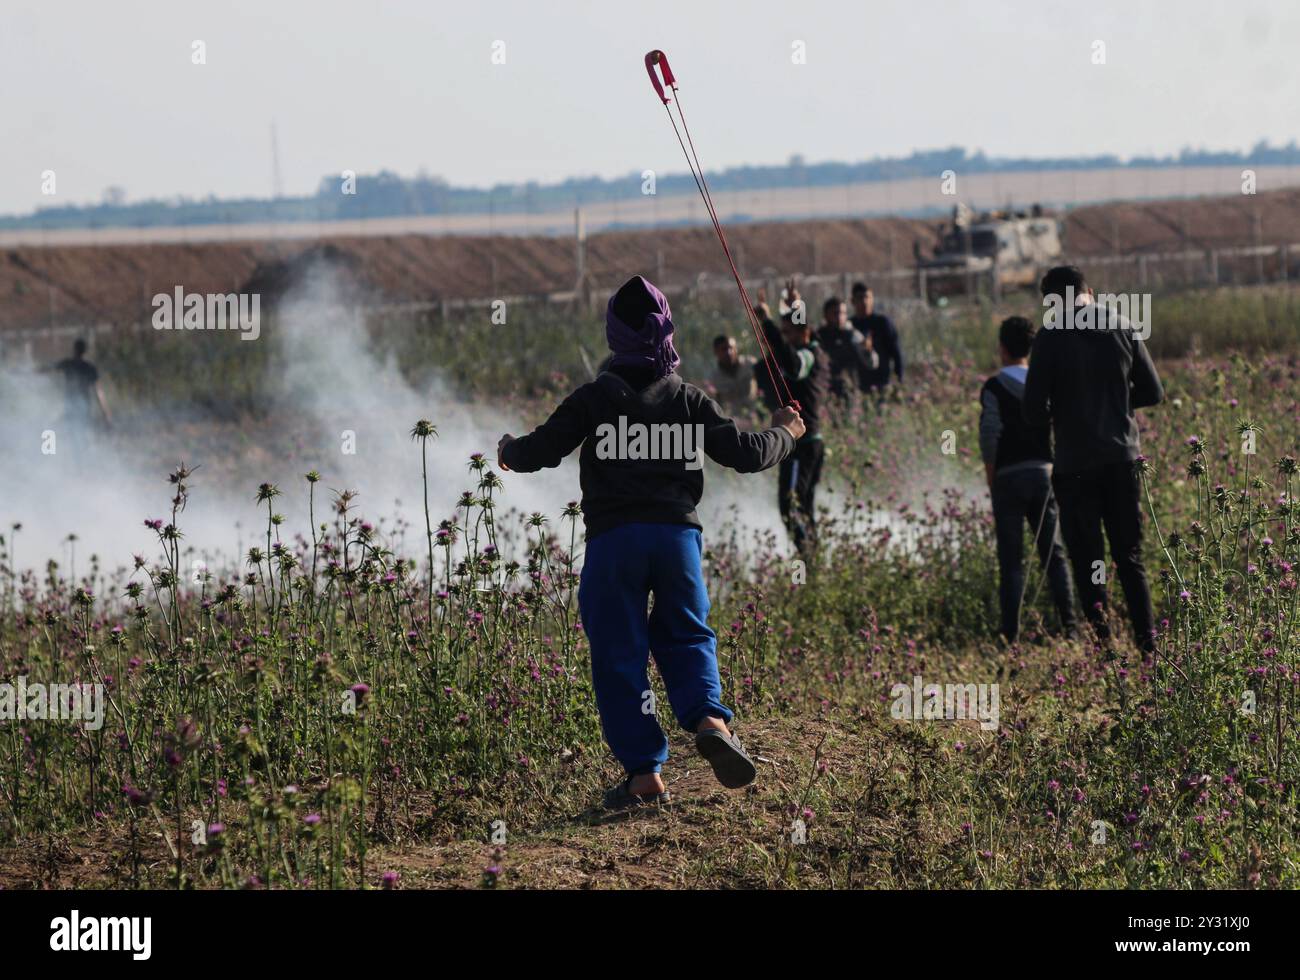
left=755, top=283, right=810, bottom=382
left=759, top=315, right=800, bottom=379
left=498, top=391, right=589, bottom=473
left=699, top=391, right=802, bottom=472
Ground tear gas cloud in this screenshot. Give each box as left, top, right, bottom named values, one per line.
left=0, top=267, right=793, bottom=578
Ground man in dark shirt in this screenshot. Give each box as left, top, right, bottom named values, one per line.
left=756, top=285, right=831, bottom=556
left=1024, top=265, right=1164, bottom=653
left=850, top=282, right=903, bottom=392
left=979, top=316, right=1076, bottom=642
left=497, top=276, right=803, bottom=811
left=815, top=295, right=877, bottom=400
left=49, top=339, right=111, bottom=431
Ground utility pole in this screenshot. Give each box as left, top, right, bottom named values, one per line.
left=270, top=120, right=284, bottom=247
left=1254, top=210, right=1263, bottom=283
left=574, top=207, right=587, bottom=309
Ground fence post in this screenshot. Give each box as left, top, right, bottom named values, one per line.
left=1208, top=250, right=1218, bottom=284
left=573, top=208, right=587, bottom=310
left=1255, top=212, right=1264, bottom=283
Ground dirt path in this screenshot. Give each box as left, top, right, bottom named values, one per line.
left=0, top=716, right=904, bottom=890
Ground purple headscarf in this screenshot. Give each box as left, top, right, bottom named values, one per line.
left=605, top=276, right=680, bottom=378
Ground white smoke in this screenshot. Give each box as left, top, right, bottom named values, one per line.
left=0, top=265, right=790, bottom=579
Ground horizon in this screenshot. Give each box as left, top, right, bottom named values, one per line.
left=6, top=139, right=1300, bottom=222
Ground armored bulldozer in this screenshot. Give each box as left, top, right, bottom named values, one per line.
left=918, top=205, right=1063, bottom=303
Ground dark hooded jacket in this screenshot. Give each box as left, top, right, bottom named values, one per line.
left=815, top=323, right=875, bottom=397
left=1023, top=302, right=1163, bottom=476
left=759, top=316, right=830, bottom=440
left=501, top=371, right=794, bottom=540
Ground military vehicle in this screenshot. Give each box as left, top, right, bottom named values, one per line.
left=918, top=205, right=1063, bottom=303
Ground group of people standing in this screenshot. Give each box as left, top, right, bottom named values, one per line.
left=709, top=280, right=903, bottom=553
left=707, top=265, right=1163, bottom=654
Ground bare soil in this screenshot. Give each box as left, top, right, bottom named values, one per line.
left=6, top=188, right=1300, bottom=333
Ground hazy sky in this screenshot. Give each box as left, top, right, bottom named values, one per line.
left=2, top=0, right=1297, bottom=216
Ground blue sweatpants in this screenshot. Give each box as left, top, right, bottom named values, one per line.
left=578, top=522, right=733, bottom=776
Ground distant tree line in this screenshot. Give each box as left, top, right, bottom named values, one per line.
left=5, top=141, right=1299, bottom=231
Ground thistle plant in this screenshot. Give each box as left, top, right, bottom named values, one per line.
left=1, top=348, right=1297, bottom=888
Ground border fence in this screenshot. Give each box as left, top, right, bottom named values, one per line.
left=3, top=239, right=1299, bottom=364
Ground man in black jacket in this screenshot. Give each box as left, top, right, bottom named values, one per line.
left=755, top=284, right=831, bottom=555
left=850, top=282, right=903, bottom=393
left=1024, top=265, right=1164, bottom=653
left=497, top=276, right=804, bottom=810
left=815, top=295, right=876, bottom=400
left=980, top=316, right=1077, bottom=642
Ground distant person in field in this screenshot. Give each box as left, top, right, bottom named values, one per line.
left=710, top=334, right=757, bottom=408
left=755, top=282, right=831, bottom=556
left=815, top=295, right=877, bottom=401
left=496, top=275, right=804, bottom=811
left=46, top=339, right=111, bottom=434
left=1024, top=265, right=1164, bottom=653
left=850, top=282, right=903, bottom=394
left=979, top=316, right=1077, bottom=642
